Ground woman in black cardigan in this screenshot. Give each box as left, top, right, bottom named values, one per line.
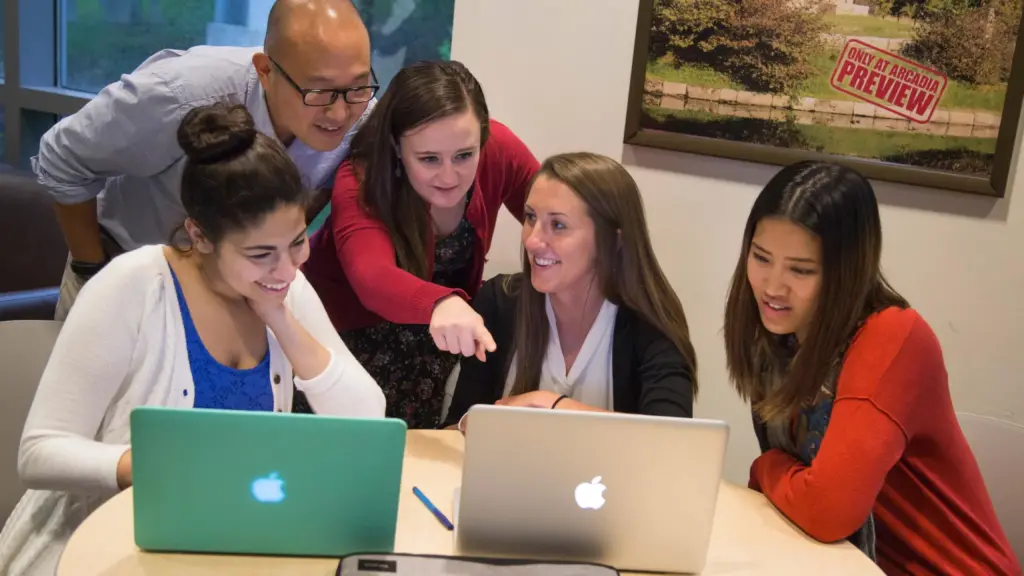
left=442, top=152, right=697, bottom=431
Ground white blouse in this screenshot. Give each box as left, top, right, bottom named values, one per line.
left=503, top=296, right=619, bottom=409
left=0, top=245, right=385, bottom=576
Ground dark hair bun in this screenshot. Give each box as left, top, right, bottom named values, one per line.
left=177, top=103, right=258, bottom=164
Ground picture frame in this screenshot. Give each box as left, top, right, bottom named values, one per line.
left=623, top=0, right=1024, bottom=197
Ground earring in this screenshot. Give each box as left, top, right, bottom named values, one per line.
left=395, top=163, right=402, bottom=178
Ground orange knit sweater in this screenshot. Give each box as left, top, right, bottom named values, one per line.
left=750, top=308, right=1020, bottom=575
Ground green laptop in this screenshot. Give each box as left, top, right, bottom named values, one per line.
left=130, top=406, right=407, bottom=557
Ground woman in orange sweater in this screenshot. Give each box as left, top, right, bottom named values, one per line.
left=723, top=160, right=1019, bottom=575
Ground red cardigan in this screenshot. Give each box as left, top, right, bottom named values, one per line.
left=303, top=120, right=540, bottom=332
left=750, top=308, right=1020, bottom=575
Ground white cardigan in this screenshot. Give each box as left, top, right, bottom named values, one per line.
left=0, top=245, right=385, bottom=575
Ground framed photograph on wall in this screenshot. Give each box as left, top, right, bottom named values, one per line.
left=623, top=0, right=1024, bottom=196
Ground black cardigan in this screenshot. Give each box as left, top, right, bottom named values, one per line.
left=441, top=274, right=694, bottom=427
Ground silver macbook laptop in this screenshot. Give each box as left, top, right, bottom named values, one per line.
left=454, top=405, right=729, bottom=574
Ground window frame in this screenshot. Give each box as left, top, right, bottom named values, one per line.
left=1, top=0, right=92, bottom=168
left=0, top=0, right=454, bottom=168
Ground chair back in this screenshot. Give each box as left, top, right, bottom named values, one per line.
left=0, top=320, right=62, bottom=524
left=957, top=412, right=1024, bottom=565
left=0, top=171, right=67, bottom=293
left=0, top=170, right=68, bottom=320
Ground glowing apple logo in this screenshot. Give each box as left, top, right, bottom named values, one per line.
left=574, top=476, right=607, bottom=510
left=251, top=472, right=286, bottom=504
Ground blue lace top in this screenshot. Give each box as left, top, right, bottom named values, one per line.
left=169, top=267, right=274, bottom=411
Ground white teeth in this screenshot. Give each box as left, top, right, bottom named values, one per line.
left=766, top=302, right=788, bottom=310
left=258, top=281, right=288, bottom=291
left=316, top=125, right=340, bottom=132
left=534, top=257, right=559, bottom=267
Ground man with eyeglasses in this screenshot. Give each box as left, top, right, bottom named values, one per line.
left=32, top=0, right=377, bottom=321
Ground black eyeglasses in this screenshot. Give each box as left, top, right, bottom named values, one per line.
left=268, top=56, right=379, bottom=106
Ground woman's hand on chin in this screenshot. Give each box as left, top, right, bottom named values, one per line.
left=245, top=292, right=289, bottom=329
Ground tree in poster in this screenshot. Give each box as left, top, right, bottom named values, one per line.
left=642, top=0, right=1021, bottom=178
left=898, top=0, right=1020, bottom=85
left=649, top=0, right=833, bottom=96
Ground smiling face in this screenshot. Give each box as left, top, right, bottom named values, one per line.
left=255, top=14, right=373, bottom=152
left=398, top=109, right=482, bottom=209
left=746, top=216, right=823, bottom=341
left=191, top=204, right=310, bottom=302
left=522, top=175, right=598, bottom=298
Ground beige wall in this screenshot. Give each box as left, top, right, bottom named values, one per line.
left=450, top=0, right=1024, bottom=483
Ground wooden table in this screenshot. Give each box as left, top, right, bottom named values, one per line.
left=57, top=430, right=882, bottom=575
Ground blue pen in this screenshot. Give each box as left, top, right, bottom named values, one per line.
left=412, top=486, right=454, bottom=531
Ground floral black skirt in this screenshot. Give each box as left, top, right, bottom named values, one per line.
left=293, top=210, right=476, bottom=429
left=345, top=323, right=458, bottom=428
left=292, top=324, right=458, bottom=428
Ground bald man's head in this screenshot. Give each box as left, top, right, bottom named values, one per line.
left=264, top=0, right=366, bottom=58
left=254, top=0, right=374, bottom=152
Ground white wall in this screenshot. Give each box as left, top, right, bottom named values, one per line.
left=451, top=0, right=1024, bottom=483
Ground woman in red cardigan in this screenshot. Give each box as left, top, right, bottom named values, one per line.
left=723, top=160, right=1019, bottom=575
left=302, top=60, right=540, bottom=427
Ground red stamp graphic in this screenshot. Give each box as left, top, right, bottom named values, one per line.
left=829, top=39, right=948, bottom=124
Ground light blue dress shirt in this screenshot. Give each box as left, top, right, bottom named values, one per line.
left=31, top=45, right=374, bottom=252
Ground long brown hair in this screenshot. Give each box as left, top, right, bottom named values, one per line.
left=723, top=161, right=908, bottom=424
left=348, top=60, right=489, bottom=279
left=507, top=152, right=698, bottom=397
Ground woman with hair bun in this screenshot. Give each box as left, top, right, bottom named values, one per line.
left=0, top=102, right=384, bottom=575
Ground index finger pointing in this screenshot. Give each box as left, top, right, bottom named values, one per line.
left=475, top=324, right=497, bottom=353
